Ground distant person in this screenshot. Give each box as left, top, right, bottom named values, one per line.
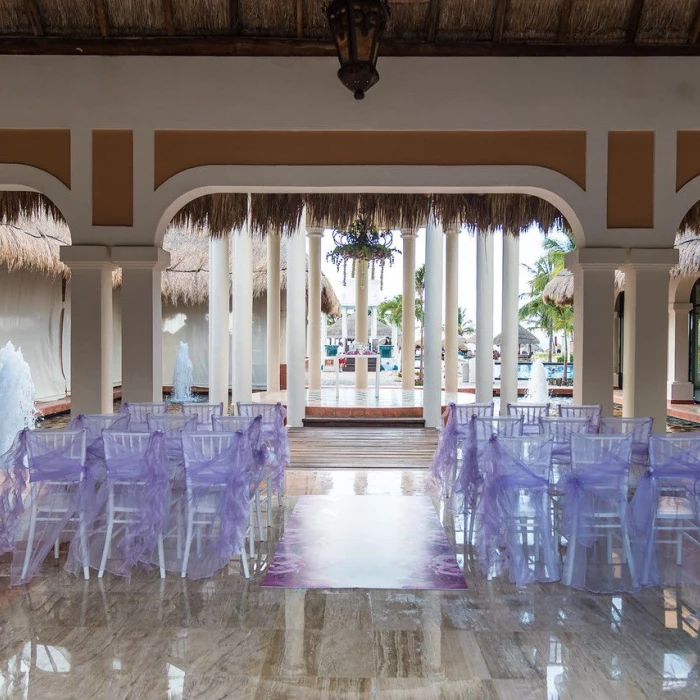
left=382, top=336, right=391, bottom=345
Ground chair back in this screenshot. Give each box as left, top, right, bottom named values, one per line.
left=123, top=402, right=171, bottom=430
left=539, top=417, right=592, bottom=446
left=212, top=415, right=256, bottom=433
left=449, top=403, right=494, bottom=424
left=649, top=433, right=700, bottom=475
left=474, top=416, right=524, bottom=444
left=570, top=434, right=632, bottom=480
left=507, top=403, right=550, bottom=426
left=147, top=413, right=198, bottom=436
left=236, top=402, right=282, bottom=425
left=25, top=429, right=87, bottom=480
left=496, top=436, right=554, bottom=482
left=102, top=431, right=158, bottom=480
left=182, top=432, right=246, bottom=486
left=558, top=404, right=602, bottom=431
left=71, top=413, right=130, bottom=442
left=600, top=417, right=653, bottom=464
left=181, top=402, right=224, bottom=421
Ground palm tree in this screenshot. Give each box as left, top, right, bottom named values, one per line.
left=415, top=265, right=426, bottom=384
left=519, top=231, right=575, bottom=362
left=377, top=294, right=403, bottom=330
left=457, top=307, right=474, bottom=337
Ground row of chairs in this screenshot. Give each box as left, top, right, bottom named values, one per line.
left=1, top=401, right=291, bottom=585
left=473, top=432, right=700, bottom=592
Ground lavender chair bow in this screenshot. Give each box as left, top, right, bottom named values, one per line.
left=561, top=434, right=637, bottom=593
left=631, top=434, right=700, bottom=587
left=11, top=429, right=92, bottom=585
left=476, top=436, right=558, bottom=586
left=147, top=413, right=198, bottom=473
left=507, top=403, right=550, bottom=435
left=180, top=431, right=253, bottom=579
left=84, top=431, right=169, bottom=579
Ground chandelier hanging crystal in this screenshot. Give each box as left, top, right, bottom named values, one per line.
left=326, top=217, right=400, bottom=290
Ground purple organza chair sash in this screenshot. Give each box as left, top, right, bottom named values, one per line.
left=560, top=437, right=638, bottom=592
left=69, top=413, right=131, bottom=472
left=476, top=437, right=559, bottom=586
left=430, top=404, right=471, bottom=484
left=182, top=432, right=252, bottom=578
left=260, top=404, right=289, bottom=492
left=0, top=430, right=29, bottom=554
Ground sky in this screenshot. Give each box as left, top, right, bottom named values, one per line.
left=314, top=225, right=552, bottom=343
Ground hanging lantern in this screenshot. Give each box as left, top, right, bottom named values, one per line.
left=325, top=0, right=390, bottom=100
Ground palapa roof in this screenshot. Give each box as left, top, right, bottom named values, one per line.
left=0, top=215, right=341, bottom=315
left=326, top=314, right=393, bottom=340
left=494, top=324, right=541, bottom=347
left=1, top=1, right=699, bottom=56
left=543, top=268, right=645, bottom=306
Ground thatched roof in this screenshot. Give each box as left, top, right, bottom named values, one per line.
left=0, top=215, right=341, bottom=315
left=494, top=325, right=541, bottom=347
left=326, top=314, right=393, bottom=340
left=543, top=268, right=633, bottom=307
left=1, top=1, right=699, bottom=56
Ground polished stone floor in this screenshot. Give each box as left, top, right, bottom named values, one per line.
left=0, top=469, right=698, bottom=699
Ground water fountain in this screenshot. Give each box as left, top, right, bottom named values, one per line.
left=172, top=341, right=193, bottom=402
left=0, top=341, right=36, bottom=455
left=524, top=358, right=549, bottom=403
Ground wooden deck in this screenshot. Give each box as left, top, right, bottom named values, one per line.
left=289, top=427, right=439, bottom=470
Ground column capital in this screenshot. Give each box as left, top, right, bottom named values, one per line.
left=444, top=224, right=461, bottom=235
left=623, top=248, right=678, bottom=272
left=111, top=246, right=170, bottom=270
left=59, top=244, right=115, bottom=270
left=400, top=228, right=419, bottom=238
left=671, top=302, right=693, bottom=313
left=565, top=247, right=627, bottom=270
left=306, top=226, right=324, bottom=237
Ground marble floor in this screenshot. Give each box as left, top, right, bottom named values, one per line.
left=0, top=469, right=698, bottom=699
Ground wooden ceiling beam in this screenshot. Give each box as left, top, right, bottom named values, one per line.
left=426, top=0, right=440, bottom=43
left=162, top=0, right=176, bottom=37
left=93, top=0, right=109, bottom=38
left=230, top=0, right=240, bottom=35
left=3, top=36, right=700, bottom=57
left=626, top=0, right=646, bottom=44
left=24, top=0, right=43, bottom=37
left=493, top=0, right=508, bottom=43
left=296, top=0, right=304, bottom=39
left=691, top=0, right=700, bottom=44
left=557, top=0, right=572, bottom=43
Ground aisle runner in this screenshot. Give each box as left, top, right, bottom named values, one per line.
left=262, top=495, right=467, bottom=590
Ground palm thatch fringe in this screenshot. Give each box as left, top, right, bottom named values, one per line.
left=0, top=192, right=64, bottom=225
left=171, top=193, right=248, bottom=236
left=543, top=268, right=626, bottom=307
left=250, top=193, right=304, bottom=235
left=671, top=235, right=700, bottom=279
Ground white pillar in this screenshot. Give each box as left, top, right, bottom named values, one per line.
left=208, top=233, right=230, bottom=406
left=112, top=246, right=170, bottom=403
left=59, top=245, right=114, bottom=415
left=355, top=260, right=369, bottom=389
left=500, top=234, right=520, bottom=414
left=401, top=229, right=417, bottom=391
left=668, top=301, right=693, bottom=402
left=475, top=233, right=494, bottom=403
left=444, top=225, right=459, bottom=395
left=622, top=249, right=678, bottom=430
left=231, top=225, right=253, bottom=407
left=286, top=209, right=307, bottom=427
left=566, top=248, right=626, bottom=416
left=266, top=232, right=281, bottom=394
left=307, top=227, right=323, bottom=391
left=371, top=306, right=378, bottom=343
left=424, top=215, right=444, bottom=428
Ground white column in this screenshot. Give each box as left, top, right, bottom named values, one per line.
left=401, top=229, right=417, bottom=391
left=266, top=232, right=281, bottom=394
left=668, top=301, right=693, bottom=402
left=59, top=245, right=114, bottom=415
left=307, top=227, right=323, bottom=391
left=475, top=232, right=494, bottom=403
left=371, top=306, right=378, bottom=342
left=424, top=215, right=444, bottom=429
left=286, top=209, right=307, bottom=427
left=355, top=260, right=369, bottom=389
left=208, top=233, right=230, bottom=406
left=231, top=225, right=253, bottom=407
left=500, top=234, right=520, bottom=414
left=622, top=249, right=678, bottom=430
left=566, top=248, right=626, bottom=416
left=112, top=246, right=170, bottom=403
left=444, top=225, right=459, bottom=395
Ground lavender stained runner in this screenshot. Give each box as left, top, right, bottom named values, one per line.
left=263, top=495, right=466, bottom=590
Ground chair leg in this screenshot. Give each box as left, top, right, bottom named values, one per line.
left=98, top=489, right=115, bottom=579
left=21, top=489, right=38, bottom=582
left=255, top=492, right=264, bottom=541
left=622, top=524, right=637, bottom=588
left=79, top=514, right=90, bottom=580
left=181, top=501, right=195, bottom=578
left=54, top=538, right=60, bottom=560
left=676, top=529, right=684, bottom=567
left=157, top=534, right=166, bottom=579
left=563, top=503, right=578, bottom=587
left=248, top=507, right=255, bottom=559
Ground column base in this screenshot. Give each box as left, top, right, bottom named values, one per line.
left=668, top=381, right=694, bottom=403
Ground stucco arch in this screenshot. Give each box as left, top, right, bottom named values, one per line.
left=148, top=164, right=589, bottom=248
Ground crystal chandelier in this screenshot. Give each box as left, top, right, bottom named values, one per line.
left=326, top=217, right=400, bottom=290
